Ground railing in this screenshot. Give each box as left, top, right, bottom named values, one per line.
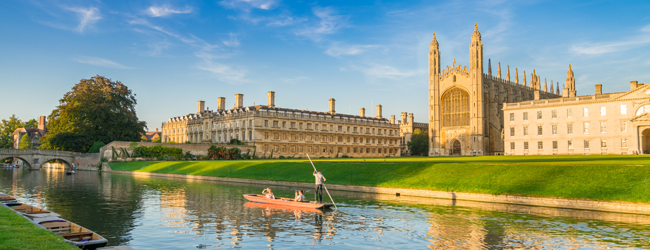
left=0, top=148, right=81, bottom=155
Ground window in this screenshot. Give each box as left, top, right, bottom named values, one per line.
left=584, top=140, right=590, bottom=149
left=567, top=124, right=573, bottom=134
left=264, top=132, right=269, bottom=139
left=537, top=125, right=543, bottom=136
left=568, top=140, right=573, bottom=149
left=441, top=88, right=470, bottom=127
left=538, top=141, right=543, bottom=150
left=273, top=133, right=279, bottom=139
left=282, top=121, right=286, bottom=128
left=567, top=108, right=573, bottom=118
left=584, top=107, right=589, bottom=117
left=248, top=131, right=252, bottom=140
left=600, top=121, right=606, bottom=133
left=600, top=106, right=606, bottom=116
left=249, top=120, right=252, bottom=127
left=621, top=121, right=627, bottom=132
left=510, top=127, right=515, bottom=136
left=291, top=122, right=295, bottom=128
left=523, top=112, right=528, bottom=121
left=338, top=126, right=343, bottom=132
left=236, top=121, right=239, bottom=128
left=622, top=138, right=628, bottom=148
left=583, top=122, right=589, bottom=134
left=524, top=126, right=528, bottom=136
left=553, top=141, right=558, bottom=149
left=273, top=121, right=279, bottom=127
left=307, top=123, right=312, bottom=129
left=510, top=113, right=514, bottom=121
left=524, top=142, right=529, bottom=150
left=537, top=111, right=542, bottom=120
left=552, top=109, right=557, bottom=119
left=621, top=104, right=627, bottom=115
left=510, top=142, right=515, bottom=150
left=601, top=139, right=607, bottom=148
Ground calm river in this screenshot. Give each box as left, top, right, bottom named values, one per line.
left=2, top=168, right=650, bottom=249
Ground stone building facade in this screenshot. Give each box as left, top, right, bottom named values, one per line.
left=399, top=112, right=429, bottom=155
left=428, top=24, right=561, bottom=156
left=161, top=92, right=401, bottom=158
left=504, top=77, right=650, bottom=155
left=13, top=116, right=47, bottom=149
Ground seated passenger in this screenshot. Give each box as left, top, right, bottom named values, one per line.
left=262, top=188, right=275, bottom=199
left=294, top=190, right=305, bottom=202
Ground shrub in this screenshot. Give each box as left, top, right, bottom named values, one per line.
left=132, top=145, right=183, bottom=159
left=279, top=156, right=286, bottom=159
left=229, top=139, right=245, bottom=145
left=208, top=145, right=227, bottom=159
left=227, top=147, right=241, bottom=160
left=88, top=141, right=105, bottom=153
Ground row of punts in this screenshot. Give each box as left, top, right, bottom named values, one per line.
left=0, top=193, right=108, bottom=250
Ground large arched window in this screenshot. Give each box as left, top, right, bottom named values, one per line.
left=441, top=87, right=470, bottom=127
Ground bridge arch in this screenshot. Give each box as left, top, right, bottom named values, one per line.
left=41, top=158, right=73, bottom=169
left=0, top=156, right=32, bottom=168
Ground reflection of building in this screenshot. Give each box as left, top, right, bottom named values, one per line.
left=428, top=24, right=561, bottom=156
left=13, top=116, right=47, bottom=149
left=162, top=92, right=401, bottom=158
left=504, top=78, right=650, bottom=155
left=398, top=112, right=428, bottom=155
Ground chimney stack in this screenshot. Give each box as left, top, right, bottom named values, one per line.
left=376, top=105, right=382, bottom=118
left=268, top=91, right=275, bottom=107
left=234, top=94, right=243, bottom=109
left=408, top=113, right=414, bottom=124
left=631, top=81, right=639, bottom=91
left=360, top=108, right=365, bottom=117
left=197, top=101, right=205, bottom=114
left=329, top=98, right=336, bottom=114
left=401, top=112, right=407, bottom=124
left=595, top=84, right=602, bottom=95
left=217, top=97, right=225, bottom=111
left=38, top=116, right=46, bottom=135
left=390, top=115, right=395, bottom=124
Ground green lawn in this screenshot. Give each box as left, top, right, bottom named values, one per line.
left=0, top=205, right=77, bottom=250
left=110, top=155, right=650, bottom=203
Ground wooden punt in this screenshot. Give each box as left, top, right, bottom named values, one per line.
left=0, top=194, right=17, bottom=203
left=5, top=203, right=60, bottom=218
left=244, top=201, right=323, bottom=213
left=243, top=194, right=333, bottom=209
left=38, top=219, right=108, bottom=250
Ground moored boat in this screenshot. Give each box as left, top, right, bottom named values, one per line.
left=5, top=202, right=60, bottom=219
left=38, top=219, right=108, bottom=250
left=0, top=194, right=17, bottom=203
left=243, top=194, right=333, bottom=209
left=244, top=201, right=323, bottom=213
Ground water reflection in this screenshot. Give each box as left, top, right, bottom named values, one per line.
left=2, top=168, right=650, bottom=249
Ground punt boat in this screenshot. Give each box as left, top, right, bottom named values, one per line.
left=243, top=194, right=333, bottom=209
left=38, top=219, right=108, bottom=250
left=0, top=194, right=17, bottom=203
left=244, top=201, right=323, bottom=213
left=5, top=202, right=60, bottom=218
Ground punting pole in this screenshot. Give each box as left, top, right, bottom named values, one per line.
left=306, top=154, right=337, bottom=209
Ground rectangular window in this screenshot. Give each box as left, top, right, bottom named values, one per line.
left=282, top=121, right=286, bottom=128
left=538, top=141, right=543, bottom=150
left=537, top=125, right=543, bottom=136
left=622, top=138, right=628, bottom=148
left=264, top=120, right=269, bottom=127
left=552, top=109, right=557, bottom=119
left=524, top=142, right=529, bottom=150
left=290, top=122, right=295, bottom=128
left=523, top=112, right=528, bottom=121
left=601, top=139, right=607, bottom=148
left=621, top=104, right=627, bottom=115
left=510, top=142, right=515, bottom=150
left=553, top=141, right=558, bottom=149
left=537, top=111, right=542, bottom=120
left=249, top=120, right=252, bottom=127
left=621, top=121, right=627, bottom=132
left=510, top=127, right=515, bottom=136
left=600, top=121, right=606, bottom=133
left=567, top=124, right=573, bottom=134
left=248, top=131, right=252, bottom=140
left=583, top=122, right=589, bottom=134
left=273, top=121, right=279, bottom=127
left=524, top=126, right=528, bottom=136
left=600, top=106, right=606, bottom=116
left=552, top=125, right=557, bottom=135
left=567, top=108, right=573, bottom=118
left=584, top=107, right=589, bottom=117
left=568, top=140, right=573, bottom=149
left=510, top=113, right=514, bottom=121
left=584, top=140, right=590, bottom=149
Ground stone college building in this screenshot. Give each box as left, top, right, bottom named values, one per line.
left=429, top=23, right=650, bottom=156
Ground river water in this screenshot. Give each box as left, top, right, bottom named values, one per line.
left=2, top=168, right=650, bottom=249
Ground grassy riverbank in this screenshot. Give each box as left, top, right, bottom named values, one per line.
left=0, top=205, right=77, bottom=250
left=110, top=155, right=650, bottom=203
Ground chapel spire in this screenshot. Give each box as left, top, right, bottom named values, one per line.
left=506, top=65, right=510, bottom=82
left=498, top=62, right=501, bottom=79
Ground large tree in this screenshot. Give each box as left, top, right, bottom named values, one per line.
left=0, top=115, right=25, bottom=148
left=41, top=75, right=147, bottom=152
left=407, top=129, right=429, bottom=156
left=18, top=134, right=32, bottom=149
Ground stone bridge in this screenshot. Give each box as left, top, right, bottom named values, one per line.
left=0, top=149, right=101, bottom=170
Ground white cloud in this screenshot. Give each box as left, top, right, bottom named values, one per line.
left=146, top=5, right=192, bottom=17
left=222, top=33, right=240, bottom=47
left=571, top=24, right=650, bottom=55
left=66, top=7, right=101, bottom=32
left=325, top=43, right=381, bottom=57
left=220, top=0, right=277, bottom=10
left=351, top=64, right=423, bottom=79
left=296, top=6, right=347, bottom=41
left=198, top=62, right=248, bottom=83
left=73, top=56, right=132, bottom=69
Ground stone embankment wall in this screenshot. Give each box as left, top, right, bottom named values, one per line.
left=99, top=141, right=256, bottom=159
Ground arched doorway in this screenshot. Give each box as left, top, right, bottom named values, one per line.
left=452, top=140, right=462, bottom=155
left=642, top=129, right=650, bottom=154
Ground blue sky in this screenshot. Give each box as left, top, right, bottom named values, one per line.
left=2, top=0, right=650, bottom=130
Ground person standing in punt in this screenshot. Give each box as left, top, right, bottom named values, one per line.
left=313, top=171, right=326, bottom=203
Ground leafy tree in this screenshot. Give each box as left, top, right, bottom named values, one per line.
left=88, top=141, right=106, bottom=153
left=152, top=136, right=161, bottom=143
left=40, top=75, right=147, bottom=152
left=141, top=136, right=148, bottom=142
left=407, top=129, right=429, bottom=156
left=0, top=115, right=25, bottom=148
left=24, top=119, right=38, bottom=128
left=18, top=134, right=32, bottom=149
